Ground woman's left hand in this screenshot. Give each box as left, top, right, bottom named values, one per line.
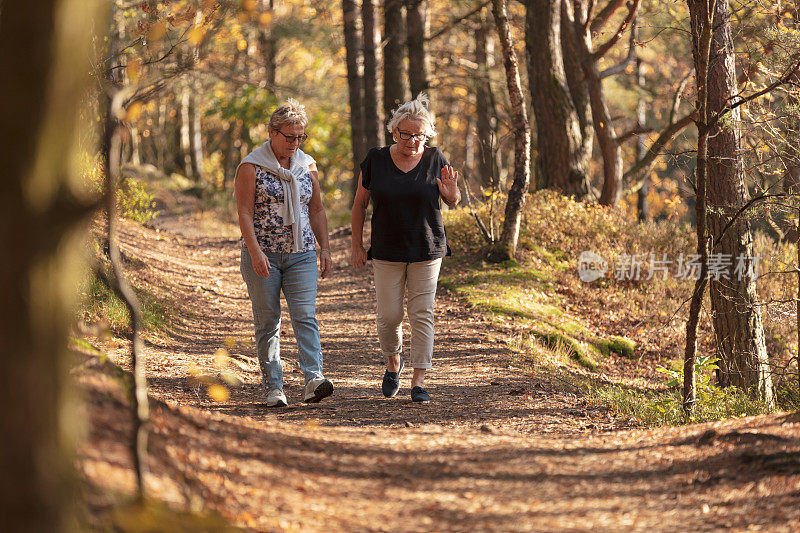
left=319, top=249, right=332, bottom=279
left=437, top=165, right=460, bottom=206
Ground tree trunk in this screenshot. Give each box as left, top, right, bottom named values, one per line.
left=0, top=0, right=103, bottom=528
left=635, top=21, right=649, bottom=222
left=180, top=86, right=193, bottom=179
left=474, top=11, right=498, bottom=189
left=240, top=118, right=253, bottom=156
left=259, top=0, right=277, bottom=90
left=406, top=0, right=429, bottom=97
left=362, top=0, right=383, bottom=146
left=156, top=99, right=167, bottom=171
left=688, top=0, right=773, bottom=404
left=221, top=46, right=242, bottom=188
left=383, top=0, right=407, bottom=117
left=343, top=0, right=366, bottom=191
left=463, top=111, right=475, bottom=206
left=188, top=79, right=205, bottom=183
left=130, top=126, right=142, bottom=166
left=222, top=119, right=241, bottom=189
left=560, top=0, right=594, bottom=180
left=585, top=64, right=622, bottom=206
left=526, top=0, right=590, bottom=198
left=683, top=0, right=713, bottom=415
left=489, top=0, right=531, bottom=261
left=170, top=95, right=185, bottom=174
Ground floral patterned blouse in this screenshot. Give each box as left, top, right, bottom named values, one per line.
left=250, top=165, right=316, bottom=253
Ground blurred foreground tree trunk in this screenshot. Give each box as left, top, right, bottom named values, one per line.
left=0, top=0, right=104, bottom=528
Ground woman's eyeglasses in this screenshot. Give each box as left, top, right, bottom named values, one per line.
left=396, top=129, right=427, bottom=142
left=276, top=130, right=309, bottom=144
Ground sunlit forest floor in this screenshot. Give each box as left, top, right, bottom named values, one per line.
left=71, top=185, right=800, bottom=531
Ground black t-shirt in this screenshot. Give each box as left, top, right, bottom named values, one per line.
left=360, top=145, right=451, bottom=262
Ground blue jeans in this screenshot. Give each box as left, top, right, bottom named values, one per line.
left=240, top=247, right=324, bottom=390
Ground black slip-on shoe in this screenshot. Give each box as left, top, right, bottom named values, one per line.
left=381, top=359, right=404, bottom=397
left=411, top=386, right=430, bottom=403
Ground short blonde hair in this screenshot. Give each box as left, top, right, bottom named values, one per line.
left=386, top=93, right=437, bottom=138
left=269, top=98, right=309, bottom=131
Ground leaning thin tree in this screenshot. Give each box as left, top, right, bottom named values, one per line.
left=94, top=0, right=234, bottom=498
left=683, top=0, right=715, bottom=414
left=488, top=0, right=531, bottom=262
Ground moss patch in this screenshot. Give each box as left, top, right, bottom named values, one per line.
left=593, top=335, right=637, bottom=359
left=530, top=330, right=599, bottom=371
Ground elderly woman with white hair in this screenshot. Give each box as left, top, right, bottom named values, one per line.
left=235, top=99, right=333, bottom=408
left=350, top=93, right=461, bottom=403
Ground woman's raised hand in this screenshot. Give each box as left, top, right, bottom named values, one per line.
left=351, top=243, right=367, bottom=270
left=436, top=165, right=459, bottom=205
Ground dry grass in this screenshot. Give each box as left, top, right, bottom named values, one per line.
left=443, top=190, right=799, bottom=419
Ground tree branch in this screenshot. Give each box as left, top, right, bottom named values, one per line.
left=711, top=194, right=789, bottom=253
left=591, top=0, right=641, bottom=61
left=669, top=70, right=693, bottom=125
left=615, top=126, right=653, bottom=143
left=589, top=0, right=627, bottom=35
left=623, top=113, right=695, bottom=194
left=428, top=0, right=491, bottom=42
left=599, top=22, right=637, bottom=79
left=707, top=57, right=800, bottom=131
left=585, top=0, right=598, bottom=31
left=463, top=183, right=492, bottom=243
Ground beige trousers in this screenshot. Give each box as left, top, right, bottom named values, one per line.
left=372, top=258, right=442, bottom=369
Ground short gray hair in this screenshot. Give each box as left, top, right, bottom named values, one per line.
left=269, top=98, right=309, bottom=131
left=386, top=93, right=437, bottom=138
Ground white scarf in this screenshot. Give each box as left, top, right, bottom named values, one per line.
left=237, top=140, right=315, bottom=253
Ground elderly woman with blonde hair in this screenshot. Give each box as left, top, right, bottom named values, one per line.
left=350, top=93, right=461, bottom=403
left=235, top=99, right=333, bottom=407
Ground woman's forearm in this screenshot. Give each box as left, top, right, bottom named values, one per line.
left=238, top=213, right=261, bottom=255
left=351, top=204, right=366, bottom=247
left=309, top=208, right=330, bottom=250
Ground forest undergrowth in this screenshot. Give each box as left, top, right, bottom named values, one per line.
left=442, top=190, right=800, bottom=426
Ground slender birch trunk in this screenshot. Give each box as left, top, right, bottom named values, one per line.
left=489, top=0, right=531, bottom=261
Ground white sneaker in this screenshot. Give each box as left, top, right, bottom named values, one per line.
left=303, top=377, right=333, bottom=403
left=265, top=388, right=288, bottom=407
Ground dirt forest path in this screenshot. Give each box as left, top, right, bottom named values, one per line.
left=76, top=214, right=800, bottom=532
